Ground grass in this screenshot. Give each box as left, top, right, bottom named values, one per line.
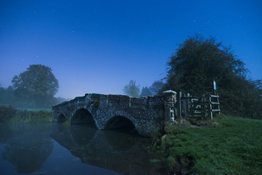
left=159, top=115, right=262, bottom=174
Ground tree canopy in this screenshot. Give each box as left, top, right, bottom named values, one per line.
left=140, top=87, right=152, bottom=97
left=0, top=86, right=14, bottom=105
left=123, top=80, right=140, bottom=97
left=150, top=80, right=165, bottom=95
left=12, top=64, right=59, bottom=108
left=164, top=35, right=262, bottom=118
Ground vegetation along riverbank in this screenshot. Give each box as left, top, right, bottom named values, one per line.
left=151, top=115, right=262, bottom=174
left=0, top=105, right=52, bottom=124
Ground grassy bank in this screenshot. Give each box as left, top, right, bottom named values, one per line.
left=0, top=105, right=52, bottom=124
left=157, top=115, right=262, bottom=174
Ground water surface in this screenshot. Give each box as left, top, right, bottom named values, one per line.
left=0, top=123, right=164, bottom=174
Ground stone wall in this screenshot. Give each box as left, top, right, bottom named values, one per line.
left=53, top=92, right=176, bottom=136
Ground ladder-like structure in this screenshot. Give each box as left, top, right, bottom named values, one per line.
left=177, top=92, right=221, bottom=120
left=209, top=95, right=221, bottom=120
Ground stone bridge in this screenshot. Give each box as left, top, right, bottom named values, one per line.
left=52, top=90, right=176, bottom=136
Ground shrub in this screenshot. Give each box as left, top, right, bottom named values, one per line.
left=0, top=105, right=16, bottom=123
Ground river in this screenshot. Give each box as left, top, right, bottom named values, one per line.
left=0, top=123, right=164, bottom=175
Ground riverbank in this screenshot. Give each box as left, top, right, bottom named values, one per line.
left=1, top=105, right=261, bottom=174
left=154, top=115, right=262, bottom=174
left=0, top=105, right=52, bottom=124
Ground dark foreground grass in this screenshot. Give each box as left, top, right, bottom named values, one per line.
left=160, top=115, right=262, bottom=174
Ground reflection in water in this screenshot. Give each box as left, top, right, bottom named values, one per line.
left=1, top=124, right=53, bottom=174
left=51, top=124, right=164, bottom=175
left=70, top=124, right=97, bottom=146
left=0, top=124, right=12, bottom=144
left=0, top=123, right=164, bottom=174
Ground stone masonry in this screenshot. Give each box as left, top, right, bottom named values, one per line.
left=52, top=90, right=176, bottom=136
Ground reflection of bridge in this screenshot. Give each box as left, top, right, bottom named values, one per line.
left=51, top=124, right=163, bottom=175
left=52, top=91, right=176, bottom=136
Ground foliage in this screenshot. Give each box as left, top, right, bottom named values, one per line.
left=0, top=105, right=16, bottom=123
left=160, top=115, right=262, bottom=174
left=0, top=86, right=14, bottom=105
left=0, top=105, right=52, bottom=124
left=150, top=80, right=165, bottom=95
left=54, top=97, right=69, bottom=105
left=12, top=64, right=59, bottom=108
left=140, top=86, right=152, bottom=96
left=164, top=34, right=262, bottom=118
left=10, top=109, right=52, bottom=123
left=123, top=80, right=140, bottom=97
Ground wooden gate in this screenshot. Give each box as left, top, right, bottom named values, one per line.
left=176, top=92, right=220, bottom=120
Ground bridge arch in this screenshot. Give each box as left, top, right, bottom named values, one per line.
left=57, top=113, right=66, bottom=123
left=71, top=108, right=95, bottom=125
left=105, top=115, right=138, bottom=134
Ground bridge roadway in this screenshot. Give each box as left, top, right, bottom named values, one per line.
left=52, top=91, right=176, bottom=136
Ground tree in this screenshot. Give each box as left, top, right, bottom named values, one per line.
left=123, top=80, right=140, bottom=97
left=165, top=34, right=262, bottom=118
left=0, top=86, right=14, bottom=105
left=150, top=80, right=165, bottom=95
left=12, top=64, right=59, bottom=108
left=140, top=87, right=152, bottom=97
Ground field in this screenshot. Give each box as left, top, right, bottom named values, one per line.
left=157, top=115, right=262, bottom=174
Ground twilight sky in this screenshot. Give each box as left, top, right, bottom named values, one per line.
left=0, top=0, right=261, bottom=99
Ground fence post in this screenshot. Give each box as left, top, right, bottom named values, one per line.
left=184, top=93, right=190, bottom=119
left=201, top=94, right=205, bottom=119
left=183, top=93, right=186, bottom=118
left=177, top=91, right=182, bottom=119
left=209, top=95, right=213, bottom=120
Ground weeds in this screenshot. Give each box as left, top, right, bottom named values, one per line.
left=0, top=105, right=52, bottom=124
left=0, top=105, right=16, bottom=123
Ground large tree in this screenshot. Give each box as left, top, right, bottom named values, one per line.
left=12, top=65, right=59, bottom=108
left=123, top=80, right=140, bottom=97
left=165, top=34, right=262, bottom=118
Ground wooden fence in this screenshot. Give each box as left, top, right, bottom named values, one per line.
left=176, top=92, right=220, bottom=120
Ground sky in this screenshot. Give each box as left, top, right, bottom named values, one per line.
left=0, top=0, right=261, bottom=99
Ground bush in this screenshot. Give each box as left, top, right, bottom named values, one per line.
left=0, top=105, right=52, bottom=124
left=10, top=109, right=52, bottom=123
left=0, top=105, right=16, bottom=123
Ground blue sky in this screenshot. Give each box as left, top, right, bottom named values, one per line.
left=0, top=0, right=261, bottom=99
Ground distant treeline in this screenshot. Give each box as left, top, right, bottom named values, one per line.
left=0, top=86, right=68, bottom=109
